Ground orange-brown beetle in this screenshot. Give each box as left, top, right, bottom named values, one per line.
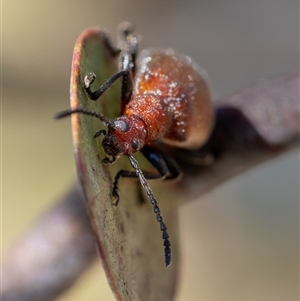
left=56, top=22, right=214, bottom=267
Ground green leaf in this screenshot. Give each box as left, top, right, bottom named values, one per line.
left=70, top=28, right=180, bottom=301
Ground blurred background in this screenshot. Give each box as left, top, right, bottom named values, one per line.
left=2, top=1, right=299, bottom=300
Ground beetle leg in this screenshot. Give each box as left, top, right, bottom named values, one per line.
left=83, top=23, right=138, bottom=111
left=84, top=70, right=129, bottom=101
left=117, top=21, right=138, bottom=111
left=141, top=145, right=182, bottom=181
left=111, top=145, right=181, bottom=205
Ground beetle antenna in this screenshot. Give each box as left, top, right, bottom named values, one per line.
left=128, top=155, right=171, bottom=267
left=54, top=108, right=111, bottom=127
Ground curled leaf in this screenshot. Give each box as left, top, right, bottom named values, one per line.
left=70, top=28, right=180, bottom=301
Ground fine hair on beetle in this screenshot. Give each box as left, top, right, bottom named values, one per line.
left=55, top=21, right=214, bottom=267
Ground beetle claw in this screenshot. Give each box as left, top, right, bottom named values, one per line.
left=84, top=72, right=96, bottom=88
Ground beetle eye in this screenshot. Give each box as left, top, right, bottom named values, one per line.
left=131, top=139, right=140, bottom=150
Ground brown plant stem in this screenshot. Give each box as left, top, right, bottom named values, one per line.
left=1, top=71, right=299, bottom=301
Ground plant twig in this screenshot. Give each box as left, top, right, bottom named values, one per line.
left=2, top=185, right=97, bottom=301
left=1, top=72, right=299, bottom=301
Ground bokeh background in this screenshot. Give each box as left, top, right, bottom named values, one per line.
left=2, top=1, right=299, bottom=300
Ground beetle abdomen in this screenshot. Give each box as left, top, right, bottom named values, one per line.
left=129, top=48, right=214, bottom=149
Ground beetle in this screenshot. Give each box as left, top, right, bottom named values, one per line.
left=55, top=22, right=214, bottom=267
